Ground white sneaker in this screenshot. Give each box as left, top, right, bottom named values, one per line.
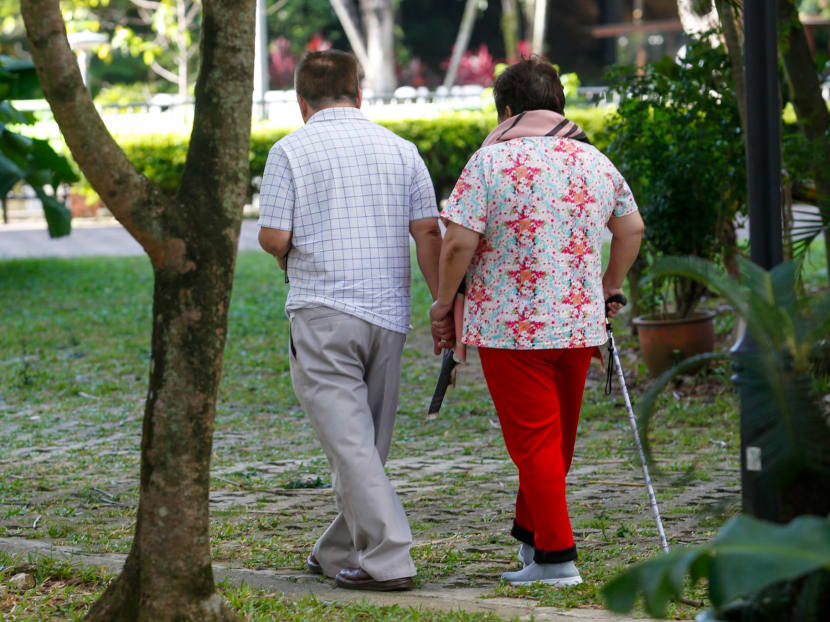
left=517, top=543, right=534, bottom=567
left=501, top=561, right=583, bottom=587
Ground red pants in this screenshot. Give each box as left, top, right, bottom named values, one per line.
left=479, top=346, right=593, bottom=563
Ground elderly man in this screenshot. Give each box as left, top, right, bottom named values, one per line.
left=258, top=50, right=441, bottom=591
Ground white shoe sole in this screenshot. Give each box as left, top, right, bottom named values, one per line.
left=508, top=575, right=583, bottom=587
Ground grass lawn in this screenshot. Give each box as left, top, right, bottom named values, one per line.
left=0, top=249, right=752, bottom=620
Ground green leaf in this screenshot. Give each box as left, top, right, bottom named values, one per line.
left=602, top=565, right=641, bottom=613
left=602, top=515, right=830, bottom=618
left=602, top=547, right=707, bottom=617
left=707, top=515, right=830, bottom=608
left=0, top=101, right=29, bottom=125
left=30, top=138, right=79, bottom=185
left=33, top=187, right=72, bottom=238
left=0, top=150, right=25, bottom=196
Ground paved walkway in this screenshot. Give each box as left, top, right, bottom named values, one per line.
left=0, top=217, right=669, bottom=621
left=0, top=537, right=648, bottom=621
left=0, top=219, right=262, bottom=259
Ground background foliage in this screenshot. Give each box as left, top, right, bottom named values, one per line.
left=0, top=57, right=76, bottom=236
left=74, top=107, right=615, bottom=203
left=606, top=34, right=746, bottom=316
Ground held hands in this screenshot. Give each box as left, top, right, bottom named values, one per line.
left=429, top=300, right=455, bottom=355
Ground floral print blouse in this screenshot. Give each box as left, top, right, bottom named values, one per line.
left=441, top=136, right=638, bottom=350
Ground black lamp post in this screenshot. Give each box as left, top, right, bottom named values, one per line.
left=735, top=0, right=783, bottom=520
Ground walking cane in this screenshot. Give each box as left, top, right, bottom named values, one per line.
left=428, top=282, right=467, bottom=416
left=604, top=294, right=670, bottom=554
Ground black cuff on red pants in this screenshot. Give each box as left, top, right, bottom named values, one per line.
left=534, top=545, right=577, bottom=564
left=510, top=520, right=534, bottom=546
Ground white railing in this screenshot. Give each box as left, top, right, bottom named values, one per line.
left=18, top=84, right=625, bottom=139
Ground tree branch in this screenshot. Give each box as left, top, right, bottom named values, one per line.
left=715, top=0, right=746, bottom=134
left=176, top=0, right=255, bottom=236
left=442, top=0, right=479, bottom=88
left=329, top=0, right=370, bottom=70
left=151, top=60, right=180, bottom=83
left=129, top=0, right=162, bottom=10
left=185, top=1, right=201, bottom=25
left=266, top=0, right=290, bottom=15
left=21, top=0, right=173, bottom=265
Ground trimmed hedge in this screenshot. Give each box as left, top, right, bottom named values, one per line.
left=77, top=107, right=616, bottom=202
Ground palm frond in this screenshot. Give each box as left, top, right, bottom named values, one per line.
left=645, top=256, right=776, bottom=351
left=788, top=204, right=829, bottom=260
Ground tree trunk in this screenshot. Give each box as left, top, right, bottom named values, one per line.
left=443, top=0, right=479, bottom=88
left=520, top=0, right=535, bottom=40
left=777, top=0, right=830, bottom=283
left=713, top=0, right=745, bottom=279
left=715, top=0, right=746, bottom=133
left=360, top=0, right=396, bottom=96
left=176, top=0, right=189, bottom=100
left=501, top=0, right=521, bottom=62
left=86, top=258, right=241, bottom=622
left=531, top=0, right=548, bottom=56
left=330, top=0, right=371, bottom=71
left=22, top=0, right=254, bottom=619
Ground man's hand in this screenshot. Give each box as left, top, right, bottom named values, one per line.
left=277, top=254, right=287, bottom=271
left=603, top=285, right=625, bottom=318
left=430, top=300, right=454, bottom=355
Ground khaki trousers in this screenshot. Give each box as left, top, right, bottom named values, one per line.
left=288, top=306, right=415, bottom=581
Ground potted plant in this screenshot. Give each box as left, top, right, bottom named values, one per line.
left=606, top=35, right=746, bottom=375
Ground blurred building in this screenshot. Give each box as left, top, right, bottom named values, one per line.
left=546, top=0, right=683, bottom=82
left=401, top=0, right=684, bottom=86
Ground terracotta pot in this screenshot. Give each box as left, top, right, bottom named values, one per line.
left=632, top=311, right=716, bottom=376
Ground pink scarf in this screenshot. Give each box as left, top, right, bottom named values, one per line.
left=481, top=109, right=591, bottom=148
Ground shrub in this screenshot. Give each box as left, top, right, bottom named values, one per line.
left=606, top=34, right=746, bottom=317
left=73, top=106, right=616, bottom=204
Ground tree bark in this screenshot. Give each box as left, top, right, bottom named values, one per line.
left=714, top=0, right=745, bottom=279
left=520, top=0, right=535, bottom=40
left=531, top=0, right=548, bottom=56
left=443, top=0, right=479, bottom=88
left=715, top=0, right=746, bottom=133
left=176, top=0, right=189, bottom=100
left=360, top=0, right=397, bottom=96
left=22, top=0, right=254, bottom=619
left=501, top=0, right=521, bottom=63
left=330, top=0, right=371, bottom=70
left=777, top=0, right=830, bottom=282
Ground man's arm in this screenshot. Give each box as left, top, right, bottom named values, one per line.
left=603, top=211, right=645, bottom=317
left=257, top=143, right=295, bottom=271
left=410, top=217, right=442, bottom=300
left=429, top=221, right=480, bottom=353
left=259, top=227, right=292, bottom=270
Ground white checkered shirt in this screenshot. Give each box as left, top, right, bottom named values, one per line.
left=258, top=107, right=438, bottom=333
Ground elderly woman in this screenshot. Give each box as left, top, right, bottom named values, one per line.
left=430, top=58, right=644, bottom=586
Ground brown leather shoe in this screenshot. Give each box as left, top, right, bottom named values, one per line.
left=307, top=554, right=322, bottom=575
left=335, top=567, right=414, bottom=591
